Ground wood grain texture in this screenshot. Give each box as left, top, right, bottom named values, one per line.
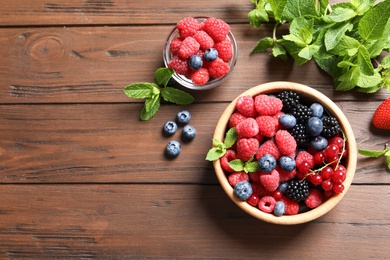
left=0, top=103, right=389, bottom=184
left=0, top=184, right=389, bottom=259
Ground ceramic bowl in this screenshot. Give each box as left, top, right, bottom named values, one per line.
left=212, top=81, right=357, bottom=225
left=163, top=17, right=238, bottom=90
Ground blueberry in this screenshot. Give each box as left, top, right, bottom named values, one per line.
left=188, top=55, right=203, bottom=70
left=278, top=182, right=289, bottom=193
left=279, top=156, right=296, bottom=172
left=274, top=201, right=286, bottom=216
left=310, top=135, right=328, bottom=151
left=176, top=110, right=191, bottom=125
left=162, top=120, right=178, bottom=136
left=204, top=48, right=218, bottom=62
left=234, top=180, right=253, bottom=200
left=310, top=103, right=324, bottom=118
left=165, top=140, right=181, bottom=158
left=181, top=125, right=196, bottom=142
left=258, top=154, right=277, bottom=172
left=307, top=116, right=323, bottom=136
left=279, top=114, right=297, bottom=129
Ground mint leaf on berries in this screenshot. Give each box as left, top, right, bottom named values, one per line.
left=206, top=128, right=238, bottom=161
left=123, top=68, right=194, bottom=121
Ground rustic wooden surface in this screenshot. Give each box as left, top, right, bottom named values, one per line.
left=1, top=0, right=389, bottom=259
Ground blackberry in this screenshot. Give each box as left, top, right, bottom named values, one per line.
left=290, top=104, right=312, bottom=123
left=277, top=90, right=300, bottom=112
left=286, top=179, right=310, bottom=202
left=322, top=117, right=341, bottom=138
left=289, top=123, right=310, bottom=147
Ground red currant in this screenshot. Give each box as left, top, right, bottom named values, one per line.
left=332, top=169, right=346, bottom=183
left=271, top=190, right=283, bottom=201
left=313, top=151, right=325, bottom=165
left=323, top=189, right=333, bottom=198
left=321, top=166, right=333, bottom=180
left=324, top=144, right=339, bottom=162
left=246, top=193, right=260, bottom=207
left=321, top=179, right=333, bottom=191
left=340, top=148, right=348, bottom=158
left=335, top=164, right=347, bottom=173
left=329, top=136, right=344, bottom=149
left=297, top=161, right=311, bottom=174
left=333, top=183, right=345, bottom=193
left=307, top=174, right=323, bottom=186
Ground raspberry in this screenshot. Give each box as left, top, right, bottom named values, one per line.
left=177, top=17, right=201, bottom=38
left=235, top=118, right=259, bottom=138
left=275, top=130, right=297, bottom=156
left=256, top=116, right=278, bottom=138
left=258, top=196, right=276, bottom=213
left=249, top=171, right=261, bottom=182
left=295, top=150, right=315, bottom=175
left=220, top=149, right=237, bottom=173
left=251, top=182, right=271, bottom=198
left=193, top=30, right=214, bottom=50
left=254, top=94, right=283, bottom=116
left=229, top=112, right=247, bottom=128
left=280, top=196, right=299, bottom=215
left=178, top=36, right=200, bottom=59
left=236, top=138, right=259, bottom=161
left=260, top=169, right=280, bottom=192
left=228, top=171, right=249, bottom=186
left=191, top=67, right=209, bottom=85
left=203, top=17, right=230, bottom=42
left=276, top=165, right=297, bottom=182
left=256, top=139, right=281, bottom=160
left=207, top=57, right=230, bottom=78
left=235, top=95, right=257, bottom=118
left=170, top=37, right=182, bottom=55
left=168, top=56, right=190, bottom=76
left=214, top=38, right=232, bottom=62
left=305, top=189, right=324, bottom=209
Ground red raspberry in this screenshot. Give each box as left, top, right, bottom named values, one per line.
left=220, top=149, right=237, bottom=173
left=251, top=182, right=272, bottom=197
left=258, top=196, right=276, bottom=213
left=191, top=68, right=209, bottom=86
left=256, top=116, right=278, bottom=138
left=280, top=196, right=299, bottom=215
left=254, top=94, right=283, bottom=116
left=168, top=56, right=190, bottom=76
left=235, top=118, right=259, bottom=138
left=275, top=130, right=297, bottom=156
left=207, top=57, right=230, bottom=78
left=277, top=165, right=297, bottom=182
left=235, top=95, right=257, bottom=118
left=178, top=36, right=200, bottom=59
left=227, top=171, right=249, bottom=186
left=304, top=189, right=324, bottom=209
left=170, top=37, right=182, bottom=55
left=229, top=112, right=247, bottom=128
left=295, top=151, right=315, bottom=174
left=260, top=169, right=280, bottom=192
left=214, top=38, right=232, bottom=62
left=236, top=138, right=259, bottom=161
left=177, top=17, right=202, bottom=38
left=256, top=139, right=281, bottom=160
left=193, top=30, right=215, bottom=50
left=203, top=17, right=230, bottom=42
left=249, top=171, right=261, bottom=182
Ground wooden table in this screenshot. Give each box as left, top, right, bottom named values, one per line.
left=1, top=1, right=389, bottom=259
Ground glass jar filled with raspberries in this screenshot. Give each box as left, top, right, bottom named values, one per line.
left=163, top=17, right=238, bottom=90
left=207, top=83, right=357, bottom=224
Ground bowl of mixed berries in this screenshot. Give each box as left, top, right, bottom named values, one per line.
left=163, top=17, right=238, bottom=90
left=207, top=82, right=357, bottom=225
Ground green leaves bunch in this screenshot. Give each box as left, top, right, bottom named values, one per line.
left=123, top=68, right=194, bottom=120
left=248, top=0, right=390, bottom=93
left=206, top=128, right=238, bottom=161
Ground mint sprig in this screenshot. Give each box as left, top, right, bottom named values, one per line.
left=358, top=144, right=390, bottom=170
left=228, top=157, right=259, bottom=173
left=206, top=127, right=238, bottom=161
left=248, top=0, right=390, bottom=93
left=123, top=68, right=195, bottom=121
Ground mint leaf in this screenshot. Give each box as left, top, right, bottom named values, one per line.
left=224, top=127, right=238, bottom=149
left=229, top=159, right=245, bottom=172
left=140, top=95, right=160, bottom=121
left=283, top=40, right=309, bottom=65
left=282, top=0, right=318, bottom=22
left=271, top=43, right=287, bottom=59
left=123, top=83, right=155, bottom=99
left=351, top=0, right=379, bottom=16
left=358, top=0, right=390, bottom=41
left=326, top=7, right=356, bottom=23
left=357, top=45, right=375, bottom=75
left=244, top=161, right=259, bottom=173
left=206, top=147, right=225, bottom=161
left=330, top=35, right=360, bottom=56
left=324, top=22, right=353, bottom=51
left=298, top=44, right=320, bottom=60
left=335, top=66, right=359, bottom=91
left=248, top=5, right=269, bottom=27
left=381, top=54, right=390, bottom=69
left=358, top=149, right=387, bottom=158
left=283, top=17, right=314, bottom=47
left=155, top=68, right=174, bottom=87
left=160, top=87, right=195, bottom=105
left=268, top=0, right=287, bottom=22
left=251, top=37, right=274, bottom=53
left=357, top=71, right=382, bottom=88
